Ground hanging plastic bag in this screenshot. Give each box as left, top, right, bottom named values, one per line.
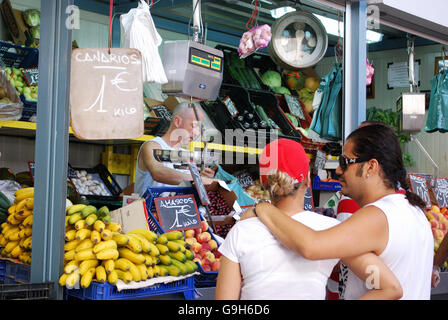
left=238, top=24, right=271, bottom=58
left=0, top=67, right=23, bottom=121
left=366, top=59, right=374, bottom=86
left=214, top=165, right=255, bottom=207
left=425, top=68, right=448, bottom=133
left=120, top=0, right=168, bottom=84
left=320, top=64, right=343, bottom=140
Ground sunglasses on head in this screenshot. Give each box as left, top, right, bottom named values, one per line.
left=338, top=155, right=371, bottom=171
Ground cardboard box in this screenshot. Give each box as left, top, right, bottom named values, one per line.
left=110, top=199, right=150, bottom=233
left=0, top=0, right=36, bottom=46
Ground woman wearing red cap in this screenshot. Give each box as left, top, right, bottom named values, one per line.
left=215, top=138, right=402, bottom=300
left=248, top=125, right=433, bottom=300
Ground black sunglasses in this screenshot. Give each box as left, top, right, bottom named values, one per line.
left=338, top=155, right=371, bottom=171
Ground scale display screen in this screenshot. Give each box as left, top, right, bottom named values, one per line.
left=189, top=47, right=222, bottom=73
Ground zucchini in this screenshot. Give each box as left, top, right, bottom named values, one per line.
left=0, top=191, right=11, bottom=210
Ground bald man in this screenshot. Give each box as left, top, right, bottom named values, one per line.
left=134, top=102, right=216, bottom=195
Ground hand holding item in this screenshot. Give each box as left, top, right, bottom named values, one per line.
left=200, top=167, right=216, bottom=178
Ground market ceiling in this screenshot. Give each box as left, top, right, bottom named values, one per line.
left=79, top=0, right=437, bottom=53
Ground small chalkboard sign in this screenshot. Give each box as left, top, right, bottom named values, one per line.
left=434, top=178, right=448, bottom=208
left=70, top=48, right=144, bottom=140
left=409, top=174, right=432, bottom=209
left=222, top=96, right=239, bottom=118
left=284, top=94, right=305, bottom=120
left=304, top=187, right=314, bottom=211
left=21, top=68, right=39, bottom=86
left=154, top=194, right=201, bottom=232
left=188, top=162, right=211, bottom=206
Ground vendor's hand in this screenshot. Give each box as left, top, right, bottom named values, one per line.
left=432, top=266, right=441, bottom=288
left=200, top=167, right=216, bottom=178
left=240, top=208, right=256, bottom=221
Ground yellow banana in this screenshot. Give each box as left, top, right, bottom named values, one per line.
left=93, top=220, right=105, bottom=233
left=74, top=219, right=87, bottom=231
left=15, top=208, right=32, bottom=220
left=74, top=248, right=96, bottom=261
left=75, top=239, right=94, bottom=253
left=79, top=259, right=99, bottom=275
left=64, top=239, right=81, bottom=252
left=64, top=260, right=80, bottom=274
left=146, top=265, right=155, bottom=278
left=23, top=215, right=33, bottom=227
left=112, top=233, right=129, bottom=246
left=10, top=244, right=23, bottom=258
left=156, top=235, right=168, bottom=245
left=115, top=269, right=133, bottom=284
left=4, top=240, right=19, bottom=253
left=114, top=258, right=132, bottom=271
left=142, top=253, right=154, bottom=267
left=64, top=249, right=76, bottom=261
left=65, top=229, right=77, bottom=242
left=162, top=231, right=183, bottom=241
left=128, top=263, right=141, bottom=282
left=100, top=229, right=113, bottom=241
left=85, top=214, right=98, bottom=226
left=95, top=266, right=107, bottom=283
left=8, top=231, right=20, bottom=241
left=75, top=228, right=91, bottom=241
left=128, top=233, right=151, bottom=253
left=118, top=248, right=146, bottom=265
left=80, top=267, right=96, bottom=288
left=106, top=222, right=122, bottom=233
left=108, top=270, right=118, bottom=285
left=23, top=236, right=32, bottom=250
left=137, top=264, right=148, bottom=281
left=157, top=265, right=169, bottom=277
left=68, top=213, right=83, bottom=225
left=171, top=259, right=188, bottom=275
left=165, top=265, right=181, bottom=277
left=8, top=205, right=16, bottom=215
left=59, top=273, right=69, bottom=287
left=125, top=234, right=142, bottom=253
left=96, top=248, right=119, bottom=260
left=93, top=240, right=117, bottom=254
left=7, top=214, right=21, bottom=225
left=14, top=187, right=34, bottom=203
left=24, top=197, right=34, bottom=210
left=159, top=254, right=172, bottom=266
left=0, top=235, right=7, bottom=246
left=65, top=270, right=80, bottom=289
left=166, top=241, right=182, bottom=253
left=156, top=244, right=169, bottom=255
left=66, top=204, right=86, bottom=216
left=102, top=259, right=115, bottom=275
left=128, top=228, right=158, bottom=243
left=90, top=230, right=101, bottom=244
left=168, top=251, right=187, bottom=263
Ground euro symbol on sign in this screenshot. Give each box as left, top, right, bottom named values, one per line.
left=110, top=72, right=138, bottom=92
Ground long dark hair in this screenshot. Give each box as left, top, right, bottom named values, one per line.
left=347, top=124, right=426, bottom=211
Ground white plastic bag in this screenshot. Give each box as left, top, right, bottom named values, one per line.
left=120, top=0, right=168, bottom=84
left=0, top=68, right=23, bottom=121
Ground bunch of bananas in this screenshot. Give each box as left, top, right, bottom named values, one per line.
left=60, top=204, right=198, bottom=289
left=0, top=187, right=35, bottom=264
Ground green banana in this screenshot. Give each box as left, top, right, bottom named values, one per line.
left=81, top=205, right=97, bottom=218
left=168, top=251, right=186, bottom=263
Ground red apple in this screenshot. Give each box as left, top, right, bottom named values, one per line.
left=197, top=232, right=212, bottom=243
left=194, top=228, right=202, bottom=236
left=200, top=220, right=209, bottom=233
left=213, top=250, right=222, bottom=258
left=185, top=229, right=195, bottom=238
left=431, top=220, right=440, bottom=229
left=191, top=242, right=202, bottom=254
left=202, top=257, right=212, bottom=266
left=201, top=242, right=211, bottom=251
left=185, top=237, right=197, bottom=246
left=205, top=251, right=216, bottom=263
left=199, top=248, right=209, bottom=258
left=441, top=223, right=447, bottom=232
left=211, top=260, right=221, bottom=271
left=208, top=240, right=218, bottom=250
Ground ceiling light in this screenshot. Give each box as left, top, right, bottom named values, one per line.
left=270, top=6, right=296, bottom=19
left=313, top=13, right=383, bottom=44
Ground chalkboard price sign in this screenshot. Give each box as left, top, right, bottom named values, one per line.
left=154, top=194, right=201, bottom=232
left=70, top=48, right=144, bottom=140
left=409, top=174, right=432, bottom=209
left=21, top=68, right=39, bottom=86
left=188, top=162, right=211, bottom=206
left=434, top=178, right=448, bottom=208
left=284, top=94, right=305, bottom=120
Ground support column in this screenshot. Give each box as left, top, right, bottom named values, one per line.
left=344, top=0, right=367, bottom=139
left=31, top=0, right=73, bottom=300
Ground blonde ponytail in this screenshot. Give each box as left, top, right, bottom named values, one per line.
left=265, top=169, right=300, bottom=200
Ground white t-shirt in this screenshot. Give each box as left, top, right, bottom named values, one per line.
left=218, top=211, right=340, bottom=300
left=342, top=193, right=433, bottom=300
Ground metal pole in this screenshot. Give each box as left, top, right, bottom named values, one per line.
left=31, top=0, right=73, bottom=300
left=343, top=0, right=367, bottom=139
left=411, top=135, right=439, bottom=188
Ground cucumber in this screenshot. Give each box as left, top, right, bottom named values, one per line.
left=0, top=191, right=11, bottom=210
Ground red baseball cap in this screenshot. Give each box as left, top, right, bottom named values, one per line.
left=259, top=138, right=310, bottom=185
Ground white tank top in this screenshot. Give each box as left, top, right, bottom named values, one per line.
left=342, top=193, right=433, bottom=300
left=134, top=137, right=190, bottom=195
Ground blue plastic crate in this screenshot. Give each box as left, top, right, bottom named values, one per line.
left=143, top=187, right=218, bottom=287
left=0, top=41, right=39, bottom=69
left=312, top=175, right=341, bottom=191
left=0, top=259, right=6, bottom=283
left=5, top=260, right=30, bottom=284
left=65, top=276, right=195, bottom=300
left=19, top=95, right=37, bottom=121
